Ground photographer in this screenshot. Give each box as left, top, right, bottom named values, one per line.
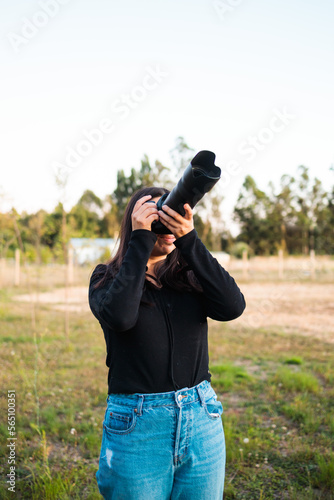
left=89, top=185, right=246, bottom=499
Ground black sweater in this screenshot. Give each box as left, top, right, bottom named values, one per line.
left=88, top=228, right=246, bottom=394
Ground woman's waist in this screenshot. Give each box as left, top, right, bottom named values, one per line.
left=107, top=379, right=214, bottom=408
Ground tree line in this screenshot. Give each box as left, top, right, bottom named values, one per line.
left=1, top=138, right=333, bottom=263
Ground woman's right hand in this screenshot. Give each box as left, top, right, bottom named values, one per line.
left=131, top=195, right=159, bottom=231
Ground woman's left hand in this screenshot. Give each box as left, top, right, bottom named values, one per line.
left=158, top=203, right=194, bottom=239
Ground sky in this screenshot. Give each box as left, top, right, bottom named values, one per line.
left=0, top=0, right=333, bottom=233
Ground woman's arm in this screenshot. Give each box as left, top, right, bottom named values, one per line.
left=158, top=203, right=245, bottom=321
left=89, top=229, right=157, bottom=331
left=174, top=229, right=246, bottom=321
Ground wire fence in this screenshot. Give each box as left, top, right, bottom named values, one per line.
left=1, top=249, right=334, bottom=291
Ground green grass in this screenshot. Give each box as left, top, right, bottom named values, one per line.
left=271, top=367, right=320, bottom=394
left=284, top=356, right=303, bottom=365
left=210, top=363, right=253, bottom=391
left=313, top=453, right=334, bottom=491
left=0, top=276, right=334, bottom=499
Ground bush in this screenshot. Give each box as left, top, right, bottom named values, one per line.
left=228, top=242, right=253, bottom=259
left=40, top=245, right=54, bottom=264
left=23, top=243, right=38, bottom=263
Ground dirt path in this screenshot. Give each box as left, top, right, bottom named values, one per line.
left=12, top=286, right=89, bottom=313
left=12, top=282, right=334, bottom=342
left=235, top=282, right=334, bottom=343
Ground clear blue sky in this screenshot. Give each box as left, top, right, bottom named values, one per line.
left=1, top=0, right=333, bottom=231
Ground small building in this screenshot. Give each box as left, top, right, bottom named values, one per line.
left=69, top=237, right=119, bottom=265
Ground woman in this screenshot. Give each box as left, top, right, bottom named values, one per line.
left=89, top=186, right=246, bottom=499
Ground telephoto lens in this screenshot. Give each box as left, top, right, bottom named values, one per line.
left=151, top=150, right=221, bottom=234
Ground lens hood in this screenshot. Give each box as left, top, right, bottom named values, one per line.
left=152, top=150, right=221, bottom=234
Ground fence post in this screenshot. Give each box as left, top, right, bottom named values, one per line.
left=310, top=249, right=316, bottom=280
left=14, top=248, right=20, bottom=286
left=278, top=249, right=284, bottom=279
left=242, top=249, right=248, bottom=279
left=67, top=246, right=74, bottom=285
left=0, top=258, right=5, bottom=287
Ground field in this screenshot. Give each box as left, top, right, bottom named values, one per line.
left=0, top=257, right=334, bottom=499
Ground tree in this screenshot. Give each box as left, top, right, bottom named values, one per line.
left=41, top=204, right=63, bottom=255
left=113, top=167, right=142, bottom=223
left=54, top=167, right=69, bottom=264
left=27, top=210, right=47, bottom=264
left=234, top=175, right=275, bottom=255
left=112, top=156, right=173, bottom=223
left=169, top=136, right=195, bottom=175
left=314, top=184, right=334, bottom=254
left=100, top=194, right=120, bottom=238
left=77, top=190, right=103, bottom=213
left=234, top=168, right=332, bottom=255
left=0, top=212, right=16, bottom=259
left=68, top=191, right=103, bottom=237
left=283, top=166, right=328, bottom=254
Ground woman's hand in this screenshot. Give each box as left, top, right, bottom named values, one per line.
left=131, top=195, right=159, bottom=231
left=158, top=204, right=194, bottom=239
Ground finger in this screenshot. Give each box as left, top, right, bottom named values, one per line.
left=147, top=213, right=159, bottom=222
left=158, top=209, right=177, bottom=227
left=161, top=205, right=188, bottom=221
left=134, top=199, right=157, bottom=216
left=183, top=203, right=193, bottom=219
left=141, top=204, right=158, bottom=216
left=157, top=214, right=174, bottom=231
left=133, top=195, right=152, bottom=211
left=134, top=208, right=158, bottom=227
left=161, top=205, right=179, bottom=219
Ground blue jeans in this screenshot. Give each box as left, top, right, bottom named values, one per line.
left=96, top=380, right=225, bottom=499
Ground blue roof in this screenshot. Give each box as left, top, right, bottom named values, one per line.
left=69, top=237, right=115, bottom=247
left=69, top=237, right=118, bottom=264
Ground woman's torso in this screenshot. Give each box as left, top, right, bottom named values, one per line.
left=102, top=279, right=211, bottom=394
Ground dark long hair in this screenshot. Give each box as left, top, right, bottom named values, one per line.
left=91, top=186, right=202, bottom=293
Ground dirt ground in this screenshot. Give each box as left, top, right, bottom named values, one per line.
left=236, top=282, right=334, bottom=343
left=11, top=281, right=334, bottom=344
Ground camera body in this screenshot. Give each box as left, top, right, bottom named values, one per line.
left=151, top=150, right=221, bottom=234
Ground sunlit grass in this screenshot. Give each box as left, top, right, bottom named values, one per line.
left=271, top=367, right=320, bottom=394
left=284, top=356, right=303, bottom=365
left=210, top=363, right=253, bottom=391
left=314, top=453, right=334, bottom=491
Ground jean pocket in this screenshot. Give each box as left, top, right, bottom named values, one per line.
left=204, top=394, right=223, bottom=420
left=103, top=407, right=137, bottom=435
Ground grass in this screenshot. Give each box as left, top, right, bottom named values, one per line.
left=314, top=453, right=334, bottom=491
left=271, top=367, right=320, bottom=394
left=0, top=271, right=334, bottom=499
left=284, top=356, right=303, bottom=365
left=210, top=363, right=253, bottom=391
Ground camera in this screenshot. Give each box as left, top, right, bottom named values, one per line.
left=151, top=150, right=221, bottom=234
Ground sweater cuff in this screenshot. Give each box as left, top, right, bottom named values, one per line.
left=173, top=228, right=198, bottom=249
left=131, top=229, right=157, bottom=245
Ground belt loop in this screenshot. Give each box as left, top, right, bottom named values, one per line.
left=196, top=383, right=205, bottom=407
left=136, top=395, right=144, bottom=416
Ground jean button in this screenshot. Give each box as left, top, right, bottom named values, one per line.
left=178, top=394, right=187, bottom=402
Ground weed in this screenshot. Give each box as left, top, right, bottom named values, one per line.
left=284, top=356, right=303, bottom=365
left=272, top=367, right=320, bottom=394
left=312, top=453, right=334, bottom=492
left=210, top=363, right=253, bottom=391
